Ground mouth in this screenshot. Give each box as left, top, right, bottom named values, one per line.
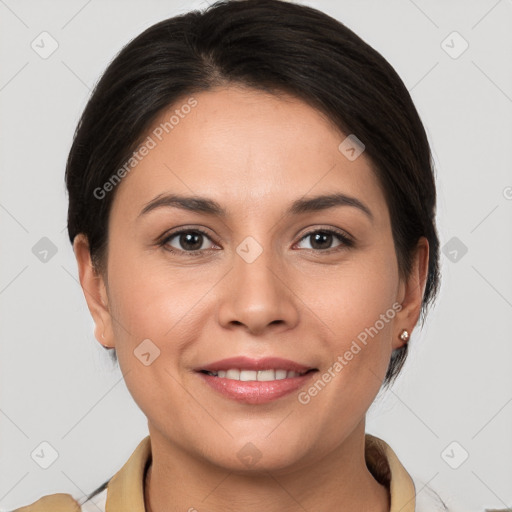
left=198, top=368, right=316, bottom=380
left=195, top=356, right=318, bottom=404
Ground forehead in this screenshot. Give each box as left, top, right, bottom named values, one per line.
left=110, top=85, right=387, bottom=222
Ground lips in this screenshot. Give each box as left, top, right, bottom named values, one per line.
left=195, top=356, right=318, bottom=404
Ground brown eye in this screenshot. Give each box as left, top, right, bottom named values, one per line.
left=296, top=229, right=353, bottom=252
left=161, top=229, right=215, bottom=254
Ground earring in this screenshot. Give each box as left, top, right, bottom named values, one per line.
left=399, top=329, right=410, bottom=342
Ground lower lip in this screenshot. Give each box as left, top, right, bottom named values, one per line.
left=197, top=372, right=316, bottom=404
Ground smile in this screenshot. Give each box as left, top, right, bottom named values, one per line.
left=200, top=368, right=312, bottom=380
left=195, top=356, right=318, bottom=404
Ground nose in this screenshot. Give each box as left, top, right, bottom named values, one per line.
left=216, top=244, right=300, bottom=336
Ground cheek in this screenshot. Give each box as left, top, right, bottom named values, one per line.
left=299, top=242, right=400, bottom=392
left=295, top=255, right=399, bottom=438
left=106, top=235, right=196, bottom=334
left=304, top=247, right=399, bottom=345
left=105, top=251, right=218, bottom=387
left=105, top=260, right=195, bottom=424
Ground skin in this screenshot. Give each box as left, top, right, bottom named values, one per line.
left=74, top=85, right=429, bottom=512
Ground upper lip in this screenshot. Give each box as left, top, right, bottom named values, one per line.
left=196, top=356, right=316, bottom=374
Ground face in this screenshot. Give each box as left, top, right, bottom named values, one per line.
left=76, top=85, right=426, bottom=473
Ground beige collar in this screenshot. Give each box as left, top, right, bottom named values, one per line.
left=105, top=434, right=416, bottom=512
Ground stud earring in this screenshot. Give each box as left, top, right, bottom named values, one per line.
left=399, top=329, right=410, bottom=342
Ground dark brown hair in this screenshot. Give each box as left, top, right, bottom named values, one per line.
left=66, top=0, right=439, bottom=394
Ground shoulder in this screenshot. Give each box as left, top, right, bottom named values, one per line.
left=11, top=435, right=147, bottom=512
left=11, top=488, right=108, bottom=512
left=365, top=434, right=456, bottom=512
left=411, top=477, right=449, bottom=512
left=79, top=488, right=107, bottom=512
left=11, top=493, right=81, bottom=512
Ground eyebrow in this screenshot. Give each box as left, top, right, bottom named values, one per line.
left=139, top=192, right=373, bottom=221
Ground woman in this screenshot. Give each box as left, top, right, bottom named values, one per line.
left=15, top=0, right=447, bottom=510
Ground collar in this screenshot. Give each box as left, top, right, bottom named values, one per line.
left=365, top=434, right=416, bottom=511
left=105, top=434, right=416, bottom=512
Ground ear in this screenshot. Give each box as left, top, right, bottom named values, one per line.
left=73, top=234, right=115, bottom=349
left=393, top=236, right=429, bottom=350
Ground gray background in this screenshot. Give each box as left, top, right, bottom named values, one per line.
left=1, top=0, right=511, bottom=510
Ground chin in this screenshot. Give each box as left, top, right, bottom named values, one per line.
left=199, top=435, right=313, bottom=474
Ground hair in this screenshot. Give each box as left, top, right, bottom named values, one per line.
left=67, top=0, right=439, bottom=477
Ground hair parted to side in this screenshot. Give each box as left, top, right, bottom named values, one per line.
left=66, top=0, right=440, bottom=388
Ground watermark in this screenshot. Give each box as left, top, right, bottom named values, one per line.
left=441, top=441, right=469, bottom=469
left=31, top=441, right=59, bottom=469
left=31, top=31, right=59, bottom=59
left=440, top=31, right=469, bottom=60
left=442, top=236, right=468, bottom=263
left=236, top=236, right=263, bottom=263
left=298, top=302, right=402, bottom=405
left=338, top=134, right=365, bottom=161
left=134, top=338, right=161, bottom=366
left=93, top=96, right=198, bottom=200
left=32, top=236, right=58, bottom=263
left=237, top=442, right=263, bottom=467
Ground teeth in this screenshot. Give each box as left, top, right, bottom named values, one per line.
left=257, top=369, right=275, bottom=381
left=275, top=369, right=287, bottom=380
left=240, top=370, right=257, bottom=381
left=205, top=369, right=305, bottom=381
left=226, top=369, right=240, bottom=380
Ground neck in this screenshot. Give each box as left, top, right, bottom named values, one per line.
left=144, top=421, right=390, bottom=512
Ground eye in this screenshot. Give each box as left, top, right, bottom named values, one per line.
left=159, top=226, right=353, bottom=256
left=295, top=228, right=353, bottom=252
left=160, top=228, right=217, bottom=254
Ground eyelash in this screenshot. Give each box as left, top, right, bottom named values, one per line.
left=158, top=227, right=354, bottom=256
